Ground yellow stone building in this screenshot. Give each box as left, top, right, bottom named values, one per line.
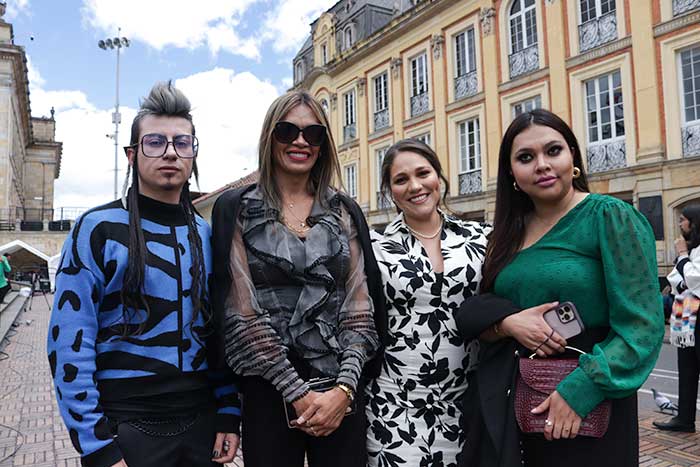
left=292, top=0, right=700, bottom=274
left=0, top=5, right=62, bottom=231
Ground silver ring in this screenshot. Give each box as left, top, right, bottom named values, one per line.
left=545, top=419, right=553, bottom=427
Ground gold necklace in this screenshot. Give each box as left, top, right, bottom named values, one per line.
left=406, top=219, right=443, bottom=239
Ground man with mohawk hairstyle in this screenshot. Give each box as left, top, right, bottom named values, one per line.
left=47, top=81, right=240, bottom=467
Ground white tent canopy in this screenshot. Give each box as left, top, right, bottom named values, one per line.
left=0, top=239, right=51, bottom=262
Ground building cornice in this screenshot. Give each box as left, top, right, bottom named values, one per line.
left=654, top=10, right=700, bottom=38
left=0, top=44, right=31, bottom=145
left=565, top=36, right=632, bottom=69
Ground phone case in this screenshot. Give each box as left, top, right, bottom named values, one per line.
left=543, top=301, right=585, bottom=340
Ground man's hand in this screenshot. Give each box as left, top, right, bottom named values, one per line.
left=211, top=432, right=239, bottom=464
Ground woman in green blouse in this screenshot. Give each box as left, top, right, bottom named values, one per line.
left=457, top=109, right=663, bottom=467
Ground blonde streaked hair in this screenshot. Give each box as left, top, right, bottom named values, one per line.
left=257, top=90, right=341, bottom=210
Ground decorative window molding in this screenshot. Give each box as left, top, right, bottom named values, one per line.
left=409, top=53, right=430, bottom=117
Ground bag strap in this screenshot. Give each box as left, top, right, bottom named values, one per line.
left=528, top=345, right=586, bottom=359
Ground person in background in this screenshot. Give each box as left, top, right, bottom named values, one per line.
left=456, top=109, right=663, bottom=467
left=0, top=253, right=11, bottom=303
left=365, top=139, right=490, bottom=467
left=654, top=204, right=700, bottom=432
left=48, top=81, right=240, bottom=467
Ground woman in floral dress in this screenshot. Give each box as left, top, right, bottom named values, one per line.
left=366, top=139, right=489, bottom=467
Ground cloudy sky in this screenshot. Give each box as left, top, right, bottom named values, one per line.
left=11, top=0, right=337, bottom=209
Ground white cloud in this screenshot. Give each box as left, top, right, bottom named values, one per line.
left=28, top=62, right=279, bottom=210
left=82, top=0, right=262, bottom=59
left=174, top=67, right=279, bottom=192
left=262, top=0, right=337, bottom=55
left=5, top=0, right=30, bottom=20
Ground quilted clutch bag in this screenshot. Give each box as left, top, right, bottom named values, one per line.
left=514, top=351, right=611, bottom=438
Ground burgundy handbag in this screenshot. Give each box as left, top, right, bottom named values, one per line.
left=514, top=347, right=612, bottom=438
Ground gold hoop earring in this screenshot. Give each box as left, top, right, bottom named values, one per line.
left=573, top=167, right=581, bottom=179
left=513, top=181, right=520, bottom=191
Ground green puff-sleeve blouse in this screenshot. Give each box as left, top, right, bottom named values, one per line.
left=493, top=194, right=664, bottom=417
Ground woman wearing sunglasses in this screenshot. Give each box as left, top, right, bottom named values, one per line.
left=210, top=90, right=384, bottom=467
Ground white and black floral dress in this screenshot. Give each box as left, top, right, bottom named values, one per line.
left=366, top=213, right=490, bottom=467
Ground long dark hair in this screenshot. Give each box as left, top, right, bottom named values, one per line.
left=481, top=109, right=590, bottom=292
left=379, top=139, right=450, bottom=212
left=121, top=81, right=211, bottom=339
left=682, top=204, right=700, bottom=251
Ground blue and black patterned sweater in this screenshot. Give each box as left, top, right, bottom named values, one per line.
left=47, top=195, right=240, bottom=467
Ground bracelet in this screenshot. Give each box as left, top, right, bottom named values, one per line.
left=335, top=383, right=355, bottom=402
left=493, top=322, right=501, bottom=336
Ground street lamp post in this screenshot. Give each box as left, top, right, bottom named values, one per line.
left=98, top=29, right=130, bottom=200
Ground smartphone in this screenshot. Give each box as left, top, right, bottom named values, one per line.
left=543, top=301, right=585, bottom=340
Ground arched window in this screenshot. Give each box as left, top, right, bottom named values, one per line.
left=508, top=0, right=539, bottom=78
left=509, top=0, right=537, bottom=54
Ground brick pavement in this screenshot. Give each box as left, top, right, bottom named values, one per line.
left=1, top=293, right=700, bottom=467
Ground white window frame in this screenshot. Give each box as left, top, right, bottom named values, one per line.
left=414, top=133, right=432, bottom=147
left=344, top=25, right=354, bottom=50
left=579, top=0, right=616, bottom=24
left=512, top=95, right=542, bottom=118
left=458, top=118, right=481, bottom=174
left=376, top=147, right=388, bottom=197
left=509, top=0, right=538, bottom=54
left=584, top=70, right=625, bottom=145
left=410, top=53, right=429, bottom=98
left=344, top=90, right=356, bottom=126
left=344, top=163, right=358, bottom=199
left=679, top=45, right=700, bottom=125
left=374, top=72, right=389, bottom=113
left=454, top=27, right=477, bottom=78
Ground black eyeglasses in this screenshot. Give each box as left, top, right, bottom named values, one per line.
left=124, top=133, right=199, bottom=158
left=273, top=121, right=326, bottom=147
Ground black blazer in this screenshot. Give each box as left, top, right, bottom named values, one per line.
left=209, top=184, right=388, bottom=379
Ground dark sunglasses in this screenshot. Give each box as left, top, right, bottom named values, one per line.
left=273, top=121, right=327, bottom=146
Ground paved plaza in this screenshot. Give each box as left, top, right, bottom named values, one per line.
left=1, top=294, right=699, bottom=467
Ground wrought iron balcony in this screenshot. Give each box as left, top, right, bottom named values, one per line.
left=673, top=0, right=700, bottom=16
left=376, top=192, right=392, bottom=210
left=458, top=170, right=482, bottom=196
left=509, top=44, right=539, bottom=80
left=682, top=121, right=700, bottom=158
left=343, top=123, right=357, bottom=143
left=578, top=11, right=617, bottom=53
left=410, top=92, right=429, bottom=118
left=586, top=139, right=626, bottom=173
left=454, top=71, right=478, bottom=100
left=374, top=108, right=390, bottom=131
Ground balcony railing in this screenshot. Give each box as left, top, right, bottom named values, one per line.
left=343, top=123, right=357, bottom=143
left=376, top=192, right=392, bottom=210
left=673, top=0, right=700, bottom=16
left=509, top=44, right=539, bottom=79
left=374, top=108, right=390, bottom=131
left=578, top=11, right=617, bottom=53
left=587, top=139, right=626, bottom=173
left=682, top=121, right=700, bottom=158
left=0, top=206, right=88, bottom=232
left=454, top=71, right=478, bottom=100
left=410, top=92, right=429, bottom=118
left=458, top=170, right=482, bottom=196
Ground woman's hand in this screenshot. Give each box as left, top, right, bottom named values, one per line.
left=500, top=302, right=567, bottom=357
left=675, top=237, right=689, bottom=256
left=211, top=432, right=239, bottom=464
left=531, top=390, right=582, bottom=440
left=294, top=388, right=351, bottom=437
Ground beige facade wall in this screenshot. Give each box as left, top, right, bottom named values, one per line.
left=297, top=0, right=700, bottom=273
left=0, top=231, right=67, bottom=258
